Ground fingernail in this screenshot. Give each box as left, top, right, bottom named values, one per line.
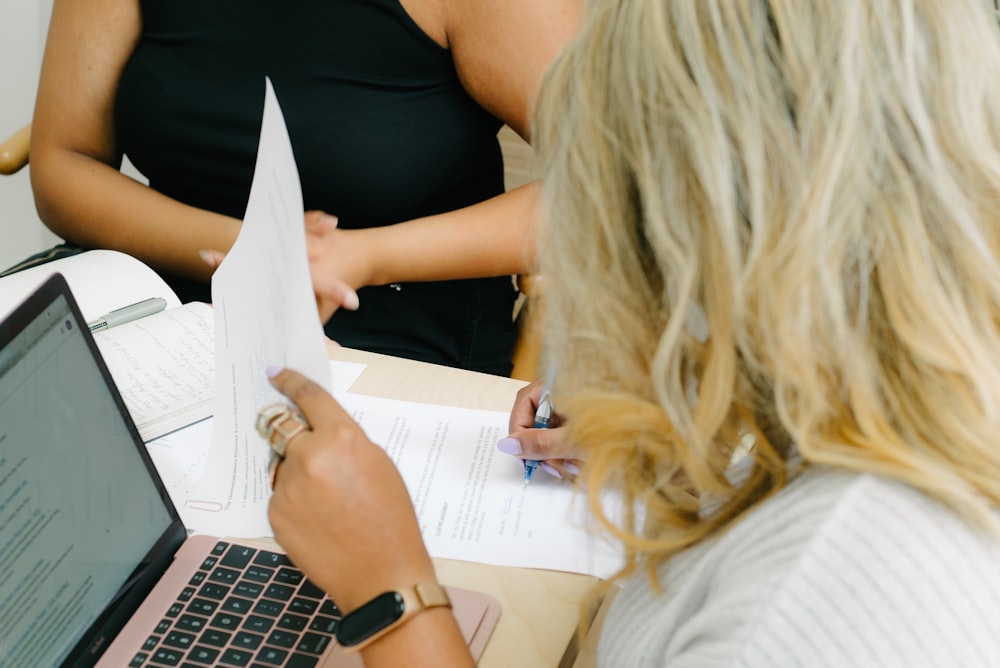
left=266, top=365, right=282, bottom=379
left=541, top=462, right=562, bottom=479
left=343, top=290, right=360, bottom=311
left=564, top=462, right=581, bottom=475
left=199, top=249, right=217, bottom=269
left=497, top=438, right=522, bottom=456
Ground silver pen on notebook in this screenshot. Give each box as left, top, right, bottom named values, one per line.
left=87, top=297, right=168, bottom=332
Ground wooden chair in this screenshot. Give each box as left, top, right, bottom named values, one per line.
left=0, top=123, right=30, bottom=175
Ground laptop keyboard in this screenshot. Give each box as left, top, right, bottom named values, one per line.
left=130, top=540, right=341, bottom=668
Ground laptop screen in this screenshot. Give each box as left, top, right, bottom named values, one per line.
left=0, top=275, right=185, bottom=667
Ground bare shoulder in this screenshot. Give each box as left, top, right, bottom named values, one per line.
left=440, top=0, right=582, bottom=139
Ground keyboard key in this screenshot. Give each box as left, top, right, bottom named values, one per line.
left=187, top=598, right=219, bottom=616
left=175, top=614, right=207, bottom=633
left=285, top=653, right=320, bottom=668
left=277, top=613, right=308, bottom=632
left=199, top=583, right=230, bottom=600
left=233, top=631, right=264, bottom=650
left=186, top=645, right=220, bottom=665
left=297, top=631, right=332, bottom=655
left=296, top=581, right=325, bottom=600
left=220, top=648, right=253, bottom=666
left=221, top=545, right=257, bottom=569
left=211, top=541, right=229, bottom=556
left=288, top=597, right=317, bottom=616
left=264, top=583, right=294, bottom=601
left=273, top=568, right=303, bottom=586
left=255, top=646, right=288, bottom=665
left=222, top=596, right=255, bottom=614
left=318, top=600, right=340, bottom=617
left=129, top=651, right=149, bottom=667
left=178, top=586, right=197, bottom=602
left=189, top=572, right=207, bottom=586
left=163, top=630, right=196, bottom=650
left=243, top=615, right=275, bottom=633
left=155, top=619, right=172, bottom=634
left=150, top=647, right=184, bottom=665
left=253, top=551, right=292, bottom=568
left=165, top=603, right=184, bottom=618
left=199, top=629, right=231, bottom=647
left=199, top=556, right=219, bottom=570
left=210, top=567, right=240, bottom=585
left=308, top=616, right=339, bottom=634
left=209, top=612, right=242, bottom=631
left=244, top=566, right=274, bottom=583
left=234, top=581, right=264, bottom=598
left=266, top=630, right=299, bottom=648
left=252, top=599, right=283, bottom=618
left=143, top=635, right=160, bottom=650
left=188, top=645, right=219, bottom=664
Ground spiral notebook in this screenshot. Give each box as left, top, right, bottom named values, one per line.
left=0, top=273, right=500, bottom=667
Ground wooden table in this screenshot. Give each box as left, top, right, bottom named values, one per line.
left=326, top=346, right=601, bottom=668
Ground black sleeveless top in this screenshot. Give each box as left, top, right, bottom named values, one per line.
left=115, top=0, right=516, bottom=374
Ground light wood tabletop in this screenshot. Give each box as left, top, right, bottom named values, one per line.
left=325, top=345, right=602, bottom=668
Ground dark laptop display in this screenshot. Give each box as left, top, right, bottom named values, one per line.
left=0, top=273, right=185, bottom=666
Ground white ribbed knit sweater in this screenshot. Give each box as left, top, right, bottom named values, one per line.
left=598, top=467, right=1000, bottom=667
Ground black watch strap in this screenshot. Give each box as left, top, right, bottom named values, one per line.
left=336, top=583, right=452, bottom=652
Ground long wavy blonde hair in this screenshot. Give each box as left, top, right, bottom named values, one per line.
left=534, top=0, right=1000, bottom=581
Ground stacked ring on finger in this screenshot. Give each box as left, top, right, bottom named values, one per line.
left=256, top=402, right=310, bottom=458
left=257, top=402, right=310, bottom=489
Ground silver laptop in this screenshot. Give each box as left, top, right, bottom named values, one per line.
left=0, top=274, right=500, bottom=667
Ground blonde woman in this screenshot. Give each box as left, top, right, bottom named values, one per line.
left=262, top=0, right=1000, bottom=665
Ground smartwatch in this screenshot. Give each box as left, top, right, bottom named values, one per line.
left=335, top=583, right=452, bottom=652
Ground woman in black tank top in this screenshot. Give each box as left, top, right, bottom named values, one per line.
left=30, top=0, right=581, bottom=375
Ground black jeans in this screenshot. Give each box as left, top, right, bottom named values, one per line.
left=0, top=243, right=86, bottom=278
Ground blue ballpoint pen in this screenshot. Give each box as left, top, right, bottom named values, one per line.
left=523, top=372, right=554, bottom=486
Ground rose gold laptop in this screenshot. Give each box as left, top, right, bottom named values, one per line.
left=0, top=274, right=500, bottom=668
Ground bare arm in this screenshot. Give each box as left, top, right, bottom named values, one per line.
left=309, top=0, right=581, bottom=313
left=30, top=0, right=240, bottom=282
left=267, top=369, right=475, bottom=667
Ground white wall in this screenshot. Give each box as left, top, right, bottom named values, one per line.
left=0, top=0, right=58, bottom=271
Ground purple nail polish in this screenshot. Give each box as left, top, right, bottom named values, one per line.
left=540, top=462, right=562, bottom=479
left=266, top=365, right=282, bottom=379
left=497, top=437, right=522, bottom=456
left=564, top=462, right=581, bottom=476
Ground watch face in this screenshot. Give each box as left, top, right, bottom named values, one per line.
left=336, top=591, right=406, bottom=647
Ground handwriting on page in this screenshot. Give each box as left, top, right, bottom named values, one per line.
left=93, top=302, right=214, bottom=441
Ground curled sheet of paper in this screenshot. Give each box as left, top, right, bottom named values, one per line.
left=186, top=78, right=331, bottom=537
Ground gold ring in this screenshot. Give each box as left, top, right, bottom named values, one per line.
left=256, top=402, right=310, bottom=458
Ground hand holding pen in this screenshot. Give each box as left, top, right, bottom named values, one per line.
left=521, top=378, right=553, bottom=485
left=496, top=376, right=581, bottom=483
